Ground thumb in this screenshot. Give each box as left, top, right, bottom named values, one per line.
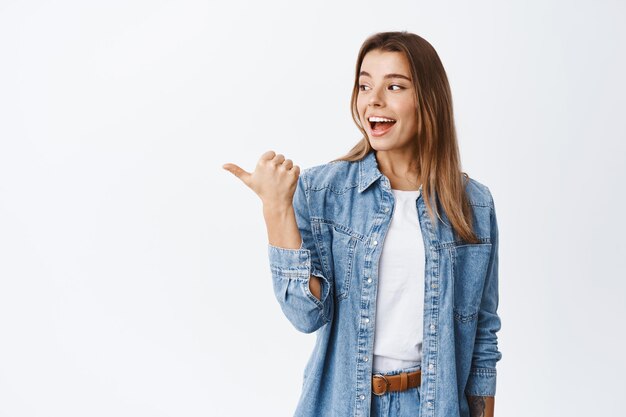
left=222, top=163, right=252, bottom=185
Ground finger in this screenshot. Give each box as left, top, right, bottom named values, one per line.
left=283, top=159, right=293, bottom=170
left=222, top=163, right=251, bottom=185
left=272, top=153, right=286, bottom=165
left=261, top=150, right=276, bottom=161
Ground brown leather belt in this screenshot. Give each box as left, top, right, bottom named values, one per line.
left=372, top=370, right=421, bottom=396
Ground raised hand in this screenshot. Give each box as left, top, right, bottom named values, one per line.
left=222, top=150, right=300, bottom=209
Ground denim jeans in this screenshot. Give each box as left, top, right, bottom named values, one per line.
left=370, top=364, right=422, bottom=417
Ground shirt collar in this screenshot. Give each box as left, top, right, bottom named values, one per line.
left=358, top=150, right=383, bottom=193
left=358, top=149, right=425, bottom=195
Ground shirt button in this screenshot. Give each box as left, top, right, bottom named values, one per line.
left=431, top=282, right=438, bottom=288
left=430, top=324, right=436, bottom=330
left=372, top=240, right=378, bottom=245
left=384, top=207, right=389, bottom=212
left=367, top=278, right=372, bottom=283
left=428, top=363, right=434, bottom=370
left=365, top=318, right=370, bottom=323
left=363, top=356, right=369, bottom=362
left=360, top=395, right=365, bottom=400
left=428, top=401, right=433, bottom=407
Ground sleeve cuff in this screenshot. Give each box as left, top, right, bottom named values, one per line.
left=465, top=367, right=498, bottom=397
left=267, top=242, right=330, bottom=307
left=267, top=242, right=332, bottom=328
left=267, top=241, right=311, bottom=277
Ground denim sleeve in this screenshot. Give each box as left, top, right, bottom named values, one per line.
left=465, top=188, right=503, bottom=397
left=267, top=170, right=333, bottom=334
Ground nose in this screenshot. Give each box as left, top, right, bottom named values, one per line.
left=368, top=86, right=385, bottom=107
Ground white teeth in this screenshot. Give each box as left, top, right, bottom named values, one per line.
left=368, top=116, right=396, bottom=122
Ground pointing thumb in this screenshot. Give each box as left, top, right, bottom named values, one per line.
left=223, top=163, right=251, bottom=185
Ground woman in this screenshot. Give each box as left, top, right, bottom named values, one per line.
left=223, top=31, right=502, bottom=417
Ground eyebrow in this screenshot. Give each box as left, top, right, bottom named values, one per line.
left=359, top=71, right=412, bottom=82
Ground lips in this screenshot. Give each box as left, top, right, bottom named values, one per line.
left=364, top=115, right=394, bottom=136
left=369, top=120, right=396, bottom=137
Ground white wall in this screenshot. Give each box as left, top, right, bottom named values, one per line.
left=1, top=0, right=624, bottom=416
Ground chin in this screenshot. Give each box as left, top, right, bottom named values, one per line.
left=368, top=139, right=396, bottom=151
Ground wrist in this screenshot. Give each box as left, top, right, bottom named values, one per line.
left=263, top=202, right=293, bottom=216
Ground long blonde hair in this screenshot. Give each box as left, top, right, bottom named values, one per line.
left=332, top=31, right=479, bottom=243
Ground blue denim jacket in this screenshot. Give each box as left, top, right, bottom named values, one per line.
left=267, top=150, right=502, bottom=417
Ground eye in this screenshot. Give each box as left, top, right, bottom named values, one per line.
left=358, top=84, right=404, bottom=92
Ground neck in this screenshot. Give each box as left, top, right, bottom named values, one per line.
left=374, top=149, right=421, bottom=189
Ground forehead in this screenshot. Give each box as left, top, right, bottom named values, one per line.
left=359, top=50, right=411, bottom=77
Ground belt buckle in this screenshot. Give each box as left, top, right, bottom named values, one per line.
left=372, top=373, right=390, bottom=396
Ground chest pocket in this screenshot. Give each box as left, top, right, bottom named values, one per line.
left=315, top=222, right=358, bottom=301
left=450, top=243, right=492, bottom=323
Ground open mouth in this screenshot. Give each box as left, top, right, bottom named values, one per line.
left=370, top=120, right=396, bottom=131
left=368, top=117, right=397, bottom=136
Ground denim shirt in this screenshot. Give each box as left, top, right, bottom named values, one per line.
left=267, top=150, right=502, bottom=417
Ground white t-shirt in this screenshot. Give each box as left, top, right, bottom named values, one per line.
left=372, top=188, right=424, bottom=373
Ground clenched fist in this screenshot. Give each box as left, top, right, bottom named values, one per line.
left=222, top=150, right=301, bottom=209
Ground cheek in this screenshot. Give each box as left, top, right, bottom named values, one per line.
left=403, top=111, right=417, bottom=126
left=356, top=97, right=366, bottom=111
left=399, top=105, right=418, bottom=126
left=356, top=101, right=367, bottom=120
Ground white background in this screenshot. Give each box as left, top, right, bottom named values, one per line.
left=1, top=1, right=625, bottom=416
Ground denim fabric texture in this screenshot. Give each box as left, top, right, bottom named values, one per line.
left=267, top=150, right=502, bottom=417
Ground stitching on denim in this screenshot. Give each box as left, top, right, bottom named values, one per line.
left=469, top=367, right=497, bottom=376
left=453, top=309, right=479, bottom=323
left=308, top=182, right=359, bottom=194
left=435, top=239, right=491, bottom=249
left=302, top=274, right=326, bottom=313
left=336, top=235, right=357, bottom=301
left=468, top=201, right=491, bottom=207
left=311, top=218, right=365, bottom=241
left=311, top=221, right=334, bottom=292
left=449, top=244, right=489, bottom=323
left=268, top=245, right=308, bottom=253
left=269, top=266, right=309, bottom=278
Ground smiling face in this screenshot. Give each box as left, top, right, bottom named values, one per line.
left=356, top=49, right=419, bottom=154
